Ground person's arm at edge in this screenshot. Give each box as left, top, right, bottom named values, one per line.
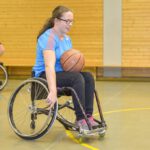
left=0, top=43, right=5, bottom=55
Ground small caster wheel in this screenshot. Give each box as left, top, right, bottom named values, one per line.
left=99, top=129, right=106, bottom=137
left=77, top=133, right=84, bottom=143
left=99, top=132, right=105, bottom=137
left=78, top=136, right=83, bottom=143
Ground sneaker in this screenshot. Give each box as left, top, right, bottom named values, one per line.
left=75, top=119, right=89, bottom=131
left=88, top=116, right=99, bottom=128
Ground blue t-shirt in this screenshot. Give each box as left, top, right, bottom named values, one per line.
left=33, top=29, right=72, bottom=77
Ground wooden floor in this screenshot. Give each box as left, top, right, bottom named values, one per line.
left=0, top=79, right=150, bottom=150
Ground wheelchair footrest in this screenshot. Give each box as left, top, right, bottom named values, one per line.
left=79, top=127, right=106, bottom=136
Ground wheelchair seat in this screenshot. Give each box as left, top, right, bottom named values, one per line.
left=57, top=87, right=72, bottom=97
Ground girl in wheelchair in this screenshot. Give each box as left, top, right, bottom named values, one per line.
left=32, top=5, right=107, bottom=133
left=8, top=6, right=106, bottom=140
left=32, top=6, right=101, bottom=131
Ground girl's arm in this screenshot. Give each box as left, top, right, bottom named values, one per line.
left=43, top=50, right=57, bottom=108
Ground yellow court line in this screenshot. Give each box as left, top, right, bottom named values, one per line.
left=65, top=130, right=100, bottom=150
left=66, top=107, right=150, bottom=150
left=93, top=107, right=150, bottom=117
left=103, top=107, right=150, bottom=115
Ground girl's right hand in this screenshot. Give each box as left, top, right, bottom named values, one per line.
left=46, top=91, right=57, bottom=109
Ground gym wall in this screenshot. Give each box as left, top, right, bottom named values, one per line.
left=0, top=0, right=150, bottom=78
left=0, top=0, right=102, bottom=78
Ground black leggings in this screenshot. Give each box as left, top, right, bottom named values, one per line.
left=39, top=71, right=95, bottom=120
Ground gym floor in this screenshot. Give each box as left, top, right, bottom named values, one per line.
left=0, top=79, right=150, bottom=150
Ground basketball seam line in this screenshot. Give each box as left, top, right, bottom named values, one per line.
left=69, top=54, right=82, bottom=72
left=61, top=51, right=80, bottom=66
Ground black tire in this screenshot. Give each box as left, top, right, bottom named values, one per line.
left=8, top=78, right=58, bottom=140
left=0, top=64, right=8, bottom=90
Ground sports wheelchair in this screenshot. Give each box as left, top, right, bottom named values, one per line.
left=8, top=77, right=107, bottom=140
left=0, top=62, right=8, bottom=90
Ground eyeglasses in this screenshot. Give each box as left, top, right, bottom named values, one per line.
left=57, top=18, right=73, bottom=25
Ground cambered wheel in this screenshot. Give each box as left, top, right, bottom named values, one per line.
left=8, top=78, right=58, bottom=140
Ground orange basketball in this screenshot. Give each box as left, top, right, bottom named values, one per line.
left=61, top=49, right=85, bottom=72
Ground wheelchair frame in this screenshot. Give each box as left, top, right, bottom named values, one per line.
left=8, top=77, right=107, bottom=140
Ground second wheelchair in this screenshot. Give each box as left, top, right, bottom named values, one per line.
left=0, top=62, right=8, bottom=90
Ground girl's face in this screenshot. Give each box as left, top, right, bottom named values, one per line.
left=56, top=11, right=74, bottom=34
